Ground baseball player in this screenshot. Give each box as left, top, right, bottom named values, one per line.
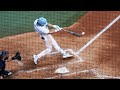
left=33, top=17, right=73, bottom=65
left=0, top=50, right=12, bottom=79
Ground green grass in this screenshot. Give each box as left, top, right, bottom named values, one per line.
left=0, top=11, right=87, bottom=38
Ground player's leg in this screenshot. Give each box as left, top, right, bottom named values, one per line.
left=0, top=70, right=12, bottom=78
left=33, top=37, right=52, bottom=64
left=50, top=35, right=73, bottom=58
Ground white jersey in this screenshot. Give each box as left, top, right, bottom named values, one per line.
left=33, top=19, right=66, bottom=60
left=34, top=19, right=49, bottom=38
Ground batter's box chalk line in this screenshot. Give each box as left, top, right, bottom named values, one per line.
left=16, top=15, right=120, bottom=79
left=17, top=57, right=83, bottom=74
left=13, top=60, right=24, bottom=66
left=49, top=48, right=83, bottom=62
left=45, top=68, right=120, bottom=79
left=49, top=14, right=120, bottom=63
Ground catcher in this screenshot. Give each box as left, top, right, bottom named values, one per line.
left=33, top=17, right=73, bottom=65
left=0, top=50, right=12, bottom=79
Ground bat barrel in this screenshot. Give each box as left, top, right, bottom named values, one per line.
left=63, top=29, right=81, bottom=37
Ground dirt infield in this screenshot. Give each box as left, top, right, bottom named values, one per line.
left=0, top=11, right=120, bottom=79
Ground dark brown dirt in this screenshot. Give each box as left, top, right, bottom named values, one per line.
left=1, top=11, right=120, bottom=79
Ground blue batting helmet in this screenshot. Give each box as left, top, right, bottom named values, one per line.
left=37, top=17, right=47, bottom=26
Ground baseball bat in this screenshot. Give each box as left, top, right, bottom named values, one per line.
left=62, top=29, right=82, bottom=37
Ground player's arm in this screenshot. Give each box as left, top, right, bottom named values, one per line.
left=47, top=23, right=63, bottom=34
left=47, top=23, right=56, bottom=34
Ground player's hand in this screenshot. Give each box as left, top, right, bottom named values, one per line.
left=53, top=25, right=63, bottom=32
left=59, top=27, right=63, bottom=30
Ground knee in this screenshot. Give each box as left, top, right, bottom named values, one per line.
left=46, top=48, right=52, bottom=53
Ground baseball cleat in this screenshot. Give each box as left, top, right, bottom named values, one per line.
left=33, top=55, right=38, bottom=65
left=63, top=53, right=73, bottom=58
left=8, top=72, right=12, bottom=76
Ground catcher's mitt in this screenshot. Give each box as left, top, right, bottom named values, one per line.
left=11, top=51, right=21, bottom=61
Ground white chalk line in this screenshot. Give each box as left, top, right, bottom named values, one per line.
left=17, top=58, right=83, bottom=74
left=17, top=48, right=83, bottom=74
left=45, top=69, right=120, bottom=79
left=45, top=69, right=96, bottom=79
left=91, top=69, right=120, bottom=79
left=16, top=60, right=24, bottom=66
left=18, top=57, right=120, bottom=79
left=49, top=15, right=120, bottom=61
left=49, top=49, right=83, bottom=61
left=76, top=15, right=120, bottom=54
left=18, top=67, right=49, bottom=73
left=16, top=15, right=120, bottom=79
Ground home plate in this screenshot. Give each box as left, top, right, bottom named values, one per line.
left=55, top=67, right=70, bottom=74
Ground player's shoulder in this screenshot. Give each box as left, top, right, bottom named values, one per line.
left=34, top=19, right=38, bottom=23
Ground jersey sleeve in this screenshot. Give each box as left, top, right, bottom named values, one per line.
left=41, top=27, right=49, bottom=34
left=34, top=19, right=39, bottom=33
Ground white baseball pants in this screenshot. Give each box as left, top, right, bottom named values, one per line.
left=36, top=34, right=66, bottom=59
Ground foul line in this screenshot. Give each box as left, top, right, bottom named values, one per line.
left=49, top=15, right=120, bottom=58
left=16, top=15, right=120, bottom=79
left=76, top=15, right=120, bottom=54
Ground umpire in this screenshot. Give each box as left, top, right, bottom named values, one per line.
left=0, top=50, right=12, bottom=79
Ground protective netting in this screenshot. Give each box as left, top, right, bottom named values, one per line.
left=0, top=11, right=120, bottom=79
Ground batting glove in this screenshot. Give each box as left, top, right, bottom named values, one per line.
left=53, top=25, right=63, bottom=32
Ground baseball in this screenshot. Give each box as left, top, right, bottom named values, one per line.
left=82, top=32, right=85, bottom=35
